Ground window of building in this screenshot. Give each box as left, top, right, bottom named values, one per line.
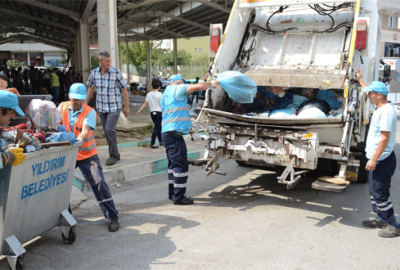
left=198, top=48, right=202, bottom=51
left=388, top=16, right=395, bottom=28
left=194, top=48, right=197, bottom=51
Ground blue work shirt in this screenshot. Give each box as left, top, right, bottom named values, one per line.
left=366, top=102, right=397, bottom=161
left=160, top=84, right=191, bottom=134
left=58, top=104, right=96, bottom=131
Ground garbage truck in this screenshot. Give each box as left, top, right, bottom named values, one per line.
left=194, top=0, right=382, bottom=191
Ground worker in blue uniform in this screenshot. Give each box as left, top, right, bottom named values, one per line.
left=161, top=74, right=218, bottom=205
left=356, top=70, right=399, bottom=238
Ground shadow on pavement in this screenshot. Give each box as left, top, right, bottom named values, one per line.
left=194, top=168, right=370, bottom=229
left=0, top=213, right=200, bottom=270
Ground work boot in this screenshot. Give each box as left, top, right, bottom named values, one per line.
left=108, top=216, right=119, bottom=232
left=362, top=217, right=388, bottom=229
left=150, top=145, right=158, bottom=149
left=106, top=156, right=118, bottom=166
left=378, top=224, right=400, bottom=238
left=173, top=196, right=194, bottom=205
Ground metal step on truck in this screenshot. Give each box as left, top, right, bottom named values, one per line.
left=194, top=0, right=383, bottom=191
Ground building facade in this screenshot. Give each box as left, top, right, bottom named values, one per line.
left=378, top=0, right=400, bottom=98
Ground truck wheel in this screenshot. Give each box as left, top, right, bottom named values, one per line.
left=235, top=160, right=246, bottom=166
left=356, top=154, right=369, bottom=184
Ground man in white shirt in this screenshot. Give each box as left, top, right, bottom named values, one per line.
left=137, top=79, right=163, bottom=148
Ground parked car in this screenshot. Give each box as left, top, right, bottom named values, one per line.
left=34, top=66, right=47, bottom=72
left=159, top=77, right=169, bottom=90
left=138, top=77, right=170, bottom=93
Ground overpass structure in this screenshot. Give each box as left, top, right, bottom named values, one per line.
left=0, top=0, right=234, bottom=83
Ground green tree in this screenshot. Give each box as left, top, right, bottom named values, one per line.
left=6, top=60, right=24, bottom=68
left=60, top=51, right=68, bottom=65
left=121, top=41, right=154, bottom=66
left=120, top=42, right=192, bottom=68
left=91, top=54, right=99, bottom=69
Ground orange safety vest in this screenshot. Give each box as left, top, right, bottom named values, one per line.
left=59, top=102, right=97, bottom=160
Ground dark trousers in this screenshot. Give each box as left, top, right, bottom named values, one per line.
left=150, top=111, right=162, bottom=146
left=368, top=151, right=397, bottom=221
left=52, top=86, right=60, bottom=103
left=31, top=81, right=39, bottom=95
left=98, top=110, right=121, bottom=159
left=76, top=154, right=118, bottom=219
left=162, top=131, right=188, bottom=201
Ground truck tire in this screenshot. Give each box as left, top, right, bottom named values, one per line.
left=356, top=154, right=369, bottom=184
left=235, top=160, right=247, bottom=167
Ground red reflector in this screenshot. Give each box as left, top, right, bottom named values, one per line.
left=355, top=20, right=367, bottom=50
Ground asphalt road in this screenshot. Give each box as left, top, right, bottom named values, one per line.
left=2, top=126, right=400, bottom=269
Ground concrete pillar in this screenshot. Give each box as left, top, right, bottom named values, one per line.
left=118, top=41, right=122, bottom=70
left=97, top=0, right=119, bottom=69
left=76, top=30, right=82, bottom=76
left=125, top=40, right=130, bottom=85
left=80, top=19, right=91, bottom=84
left=146, top=40, right=151, bottom=83
left=27, top=52, right=30, bottom=66
left=173, top=38, right=178, bottom=74
left=73, top=39, right=78, bottom=71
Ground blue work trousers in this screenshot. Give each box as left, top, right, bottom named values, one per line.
left=76, top=154, right=118, bottom=219
left=150, top=111, right=162, bottom=146
left=52, top=86, right=60, bottom=103
left=368, top=151, right=397, bottom=221
left=162, top=131, right=188, bottom=201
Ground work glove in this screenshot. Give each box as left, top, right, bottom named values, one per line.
left=211, top=81, right=219, bottom=88
left=1, top=148, right=26, bottom=166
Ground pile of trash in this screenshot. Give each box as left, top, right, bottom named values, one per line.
left=232, top=86, right=344, bottom=119
left=0, top=100, right=77, bottom=155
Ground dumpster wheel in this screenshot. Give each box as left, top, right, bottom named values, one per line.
left=8, top=254, right=25, bottom=270
left=15, top=255, right=25, bottom=270
left=62, top=226, right=76, bottom=245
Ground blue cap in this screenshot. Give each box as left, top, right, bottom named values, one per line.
left=69, top=83, right=87, bottom=100
left=0, top=90, right=25, bottom=116
left=362, top=81, right=388, bottom=96
left=169, top=74, right=183, bottom=82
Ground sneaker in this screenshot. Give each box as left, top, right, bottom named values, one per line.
left=108, top=216, right=119, bottom=232
left=150, top=145, right=158, bottom=149
left=173, top=196, right=194, bottom=205
left=378, top=224, right=400, bottom=238
left=106, top=156, right=119, bottom=166
left=362, top=217, right=388, bottom=229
